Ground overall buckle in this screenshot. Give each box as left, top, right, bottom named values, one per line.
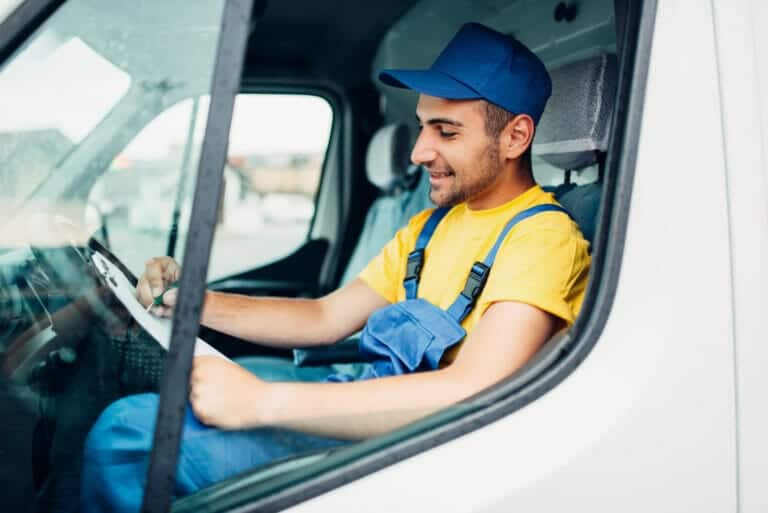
left=461, top=262, right=490, bottom=301
left=404, top=249, right=425, bottom=283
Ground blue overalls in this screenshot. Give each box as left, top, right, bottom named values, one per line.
left=81, top=204, right=568, bottom=512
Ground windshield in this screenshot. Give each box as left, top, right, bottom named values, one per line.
left=0, top=0, right=23, bottom=23
left=0, top=34, right=131, bottom=208
left=0, top=1, right=227, bottom=511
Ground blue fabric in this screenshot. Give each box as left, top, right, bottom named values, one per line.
left=414, top=207, right=449, bottom=252
left=482, top=204, right=571, bottom=265
left=404, top=207, right=449, bottom=300
left=379, top=23, right=552, bottom=124
left=445, top=262, right=488, bottom=323
left=80, top=359, right=351, bottom=513
left=325, top=298, right=466, bottom=382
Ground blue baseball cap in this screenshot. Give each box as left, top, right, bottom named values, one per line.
left=379, top=23, right=552, bottom=124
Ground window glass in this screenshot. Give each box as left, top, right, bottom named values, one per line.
left=89, top=93, right=333, bottom=280
left=0, top=33, right=130, bottom=207
left=0, top=1, right=227, bottom=511
left=88, top=97, right=208, bottom=276
left=0, top=0, right=24, bottom=23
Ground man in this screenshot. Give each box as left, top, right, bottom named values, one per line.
left=81, top=22, right=590, bottom=511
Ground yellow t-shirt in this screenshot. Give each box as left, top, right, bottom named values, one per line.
left=358, top=185, right=591, bottom=365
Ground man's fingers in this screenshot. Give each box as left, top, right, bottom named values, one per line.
left=171, top=265, right=181, bottom=283
left=144, top=257, right=168, bottom=297
left=163, top=288, right=178, bottom=307
left=142, top=257, right=181, bottom=297
left=136, top=278, right=153, bottom=307
left=163, top=259, right=180, bottom=286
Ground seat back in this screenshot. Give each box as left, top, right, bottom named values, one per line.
left=533, top=53, right=618, bottom=244
left=340, top=124, right=432, bottom=284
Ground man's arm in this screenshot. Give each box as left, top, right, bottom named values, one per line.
left=200, top=278, right=388, bottom=347
left=190, top=300, right=560, bottom=439
left=136, top=256, right=388, bottom=348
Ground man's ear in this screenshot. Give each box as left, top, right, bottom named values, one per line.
left=501, top=114, right=535, bottom=160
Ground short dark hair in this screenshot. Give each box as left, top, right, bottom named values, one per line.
left=483, top=101, right=516, bottom=139
left=483, top=101, right=532, bottom=168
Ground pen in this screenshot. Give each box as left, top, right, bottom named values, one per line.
left=145, top=282, right=178, bottom=312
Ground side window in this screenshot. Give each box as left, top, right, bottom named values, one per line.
left=88, top=93, right=333, bottom=280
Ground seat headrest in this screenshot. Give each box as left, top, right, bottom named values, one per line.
left=366, top=123, right=412, bottom=192
left=533, top=54, right=618, bottom=170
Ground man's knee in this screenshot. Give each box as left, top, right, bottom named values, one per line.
left=81, top=394, right=159, bottom=513
left=84, top=393, right=159, bottom=460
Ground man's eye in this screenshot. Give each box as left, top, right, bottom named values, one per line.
left=439, top=130, right=457, bottom=138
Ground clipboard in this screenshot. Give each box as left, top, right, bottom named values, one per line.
left=91, top=252, right=228, bottom=360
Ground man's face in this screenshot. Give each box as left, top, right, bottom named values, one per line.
left=412, top=94, right=503, bottom=208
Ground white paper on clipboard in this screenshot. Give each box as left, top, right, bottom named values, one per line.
left=91, top=252, right=228, bottom=360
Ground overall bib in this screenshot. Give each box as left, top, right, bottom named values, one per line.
left=81, top=204, right=568, bottom=513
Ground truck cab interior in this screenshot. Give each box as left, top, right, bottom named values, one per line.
left=0, top=0, right=648, bottom=511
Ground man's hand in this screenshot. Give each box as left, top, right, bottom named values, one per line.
left=189, top=356, right=270, bottom=429
left=136, top=256, right=181, bottom=317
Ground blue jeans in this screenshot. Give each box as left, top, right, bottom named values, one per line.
left=80, top=357, right=366, bottom=513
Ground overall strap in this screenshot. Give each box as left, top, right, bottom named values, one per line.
left=403, top=207, right=450, bottom=300
left=446, top=204, right=571, bottom=322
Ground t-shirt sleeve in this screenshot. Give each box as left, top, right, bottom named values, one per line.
left=478, top=225, right=591, bottom=325
left=357, top=209, right=433, bottom=304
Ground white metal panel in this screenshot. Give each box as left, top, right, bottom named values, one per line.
left=287, top=1, right=738, bottom=511
left=754, top=1, right=768, bottom=188
left=712, top=1, right=768, bottom=511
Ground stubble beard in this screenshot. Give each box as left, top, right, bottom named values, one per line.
left=430, top=142, right=502, bottom=208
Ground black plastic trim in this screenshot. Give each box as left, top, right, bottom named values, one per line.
left=141, top=1, right=255, bottom=512
left=208, top=238, right=329, bottom=294
left=176, top=0, right=658, bottom=510
left=0, top=0, right=64, bottom=65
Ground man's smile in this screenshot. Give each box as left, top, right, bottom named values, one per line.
left=428, top=170, right=455, bottom=184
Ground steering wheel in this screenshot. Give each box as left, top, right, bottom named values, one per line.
left=0, top=214, right=133, bottom=385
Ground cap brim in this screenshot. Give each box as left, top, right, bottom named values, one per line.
left=378, top=69, right=482, bottom=100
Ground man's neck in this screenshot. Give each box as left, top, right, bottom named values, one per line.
left=466, top=166, right=536, bottom=211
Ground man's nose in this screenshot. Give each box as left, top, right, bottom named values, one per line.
left=410, top=131, right=437, bottom=166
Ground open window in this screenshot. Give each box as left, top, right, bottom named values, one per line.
left=87, top=93, right=333, bottom=281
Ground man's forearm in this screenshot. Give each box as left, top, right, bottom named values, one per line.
left=255, top=367, right=482, bottom=440
left=201, top=291, right=336, bottom=348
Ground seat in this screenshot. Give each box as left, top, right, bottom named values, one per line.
left=534, top=53, right=619, bottom=245
left=340, top=123, right=431, bottom=284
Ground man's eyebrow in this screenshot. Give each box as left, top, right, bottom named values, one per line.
left=415, top=115, right=464, bottom=127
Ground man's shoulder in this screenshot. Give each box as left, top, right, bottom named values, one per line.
left=403, top=207, right=444, bottom=232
